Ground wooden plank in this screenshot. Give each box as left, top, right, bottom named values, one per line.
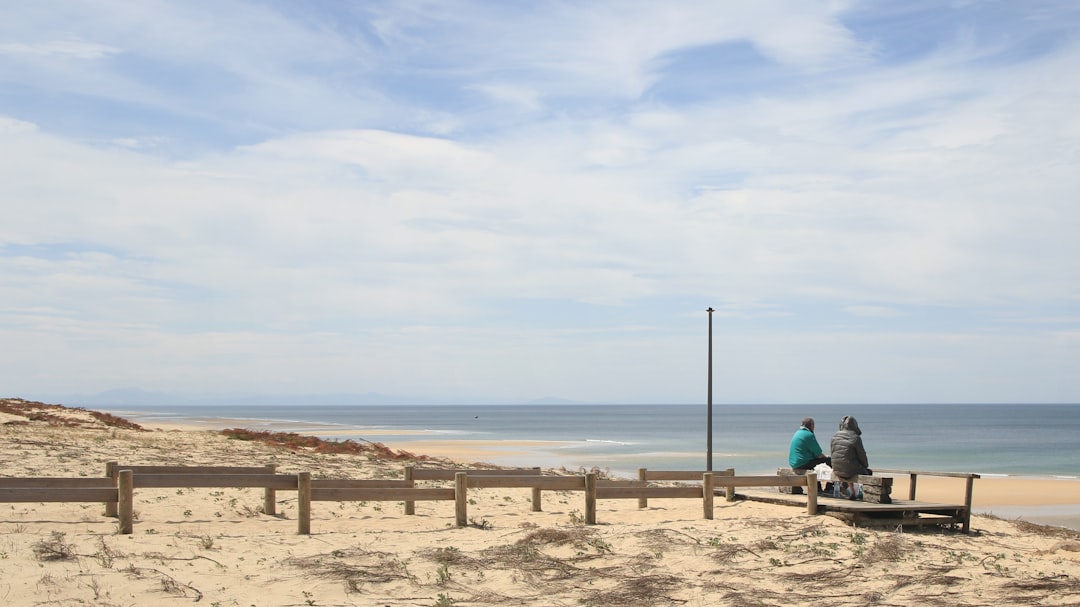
left=311, top=487, right=455, bottom=502
left=642, top=470, right=731, bottom=481
left=874, top=468, right=981, bottom=479
left=311, top=479, right=411, bottom=488
left=131, top=474, right=298, bottom=489
left=714, top=476, right=808, bottom=488
left=263, top=464, right=277, bottom=516
left=104, top=462, right=119, bottom=517
left=118, top=470, right=133, bottom=534
left=597, top=480, right=647, bottom=487
left=467, top=476, right=584, bottom=490
left=455, top=473, right=467, bottom=527
left=298, top=472, right=311, bottom=535
left=410, top=468, right=541, bottom=481
left=584, top=473, right=596, bottom=524
left=0, top=488, right=119, bottom=502
left=738, top=489, right=970, bottom=530
left=850, top=514, right=964, bottom=529
left=112, top=465, right=271, bottom=476
left=597, top=486, right=702, bottom=500
left=0, top=478, right=116, bottom=488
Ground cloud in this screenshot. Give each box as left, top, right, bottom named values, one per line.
left=1, top=1, right=1078, bottom=402
left=0, top=39, right=118, bottom=59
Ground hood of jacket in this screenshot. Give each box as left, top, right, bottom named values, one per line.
left=838, top=415, right=862, bottom=435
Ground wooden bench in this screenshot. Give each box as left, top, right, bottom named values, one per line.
left=777, top=467, right=893, bottom=504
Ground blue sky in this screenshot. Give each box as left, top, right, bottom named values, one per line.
left=1, top=1, right=1078, bottom=404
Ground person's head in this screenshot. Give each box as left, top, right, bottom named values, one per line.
left=839, top=415, right=862, bottom=435
left=801, top=417, right=815, bottom=431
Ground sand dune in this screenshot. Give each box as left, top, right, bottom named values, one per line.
left=1, top=398, right=1078, bottom=606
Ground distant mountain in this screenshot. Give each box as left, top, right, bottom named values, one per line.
left=46, top=388, right=437, bottom=408
left=526, top=396, right=583, bottom=405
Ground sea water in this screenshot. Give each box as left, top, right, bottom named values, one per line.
left=106, top=403, right=1079, bottom=481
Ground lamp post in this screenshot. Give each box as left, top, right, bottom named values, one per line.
left=706, top=307, right=714, bottom=471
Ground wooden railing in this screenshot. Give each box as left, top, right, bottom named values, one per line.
left=404, top=467, right=542, bottom=513
left=105, top=462, right=279, bottom=515
left=636, top=468, right=736, bottom=507
left=874, top=468, right=981, bottom=532
left=4, top=466, right=822, bottom=534
left=110, top=469, right=300, bottom=534
left=0, top=477, right=119, bottom=504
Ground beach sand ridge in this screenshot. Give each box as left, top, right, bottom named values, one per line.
left=2, top=399, right=1079, bottom=606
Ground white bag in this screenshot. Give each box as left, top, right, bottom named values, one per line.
left=813, top=462, right=833, bottom=482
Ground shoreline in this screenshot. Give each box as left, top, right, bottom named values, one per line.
left=132, top=413, right=1079, bottom=479
left=137, top=417, right=1080, bottom=530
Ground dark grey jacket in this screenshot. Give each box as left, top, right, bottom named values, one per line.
left=829, top=416, right=870, bottom=479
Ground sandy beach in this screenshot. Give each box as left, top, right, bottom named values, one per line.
left=2, top=398, right=1079, bottom=606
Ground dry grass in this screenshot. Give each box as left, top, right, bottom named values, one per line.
left=581, top=573, right=683, bottom=607
left=32, top=531, right=77, bottom=561
left=285, top=548, right=416, bottom=592
left=861, top=533, right=908, bottom=564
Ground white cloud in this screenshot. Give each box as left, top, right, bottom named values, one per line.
left=0, top=39, right=118, bottom=59
left=1, top=2, right=1078, bottom=402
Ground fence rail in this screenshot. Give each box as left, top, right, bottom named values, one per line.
left=3, top=465, right=826, bottom=534
left=105, top=462, right=279, bottom=516
left=874, top=468, right=981, bottom=532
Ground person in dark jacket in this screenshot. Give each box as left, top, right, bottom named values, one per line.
left=830, top=415, right=871, bottom=500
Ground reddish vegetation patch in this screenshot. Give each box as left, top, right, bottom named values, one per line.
left=0, top=398, right=145, bottom=431
left=220, top=427, right=430, bottom=461
left=86, top=410, right=146, bottom=431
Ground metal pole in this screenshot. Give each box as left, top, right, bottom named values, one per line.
left=706, top=307, right=714, bottom=471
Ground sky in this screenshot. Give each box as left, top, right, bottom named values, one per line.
left=1, top=1, right=1079, bottom=405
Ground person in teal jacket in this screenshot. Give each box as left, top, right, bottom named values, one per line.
left=788, top=417, right=831, bottom=471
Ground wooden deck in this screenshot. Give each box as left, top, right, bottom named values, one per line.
left=736, top=489, right=972, bottom=531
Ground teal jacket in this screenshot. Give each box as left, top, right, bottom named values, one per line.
left=788, top=426, right=824, bottom=469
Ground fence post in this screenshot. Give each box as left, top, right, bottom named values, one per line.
left=806, top=472, right=818, bottom=515
left=908, top=473, right=918, bottom=501
left=404, top=466, right=415, bottom=515
left=962, top=475, right=975, bottom=533
left=297, top=472, right=311, bottom=535
left=584, top=473, right=597, bottom=525
left=638, top=468, right=648, bottom=508
left=725, top=468, right=736, bottom=501
left=455, top=472, right=467, bottom=527
left=104, top=461, right=118, bottom=517
left=117, top=469, right=133, bottom=534
left=530, top=466, right=542, bottom=512
left=703, top=472, right=714, bottom=520
left=263, top=464, right=277, bottom=516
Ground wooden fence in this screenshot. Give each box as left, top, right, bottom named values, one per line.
left=0, top=477, right=119, bottom=504
left=109, top=469, right=300, bottom=534
left=404, top=467, right=542, bottom=513
left=636, top=468, right=736, bottom=507
left=874, top=468, right=981, bottom=532
left=3, top=465, right=820, bottom=534
left=105, top=463, right=279, bottom=515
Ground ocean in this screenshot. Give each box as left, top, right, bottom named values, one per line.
left=104, top=403, right=1079, bottom=481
